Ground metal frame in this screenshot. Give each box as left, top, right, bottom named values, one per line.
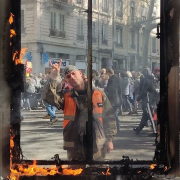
left=5, top=0, right=179, bottom=178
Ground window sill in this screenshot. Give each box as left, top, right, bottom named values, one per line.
left=49, top=35, right=66, bottom=39
left=116, top=43, right=123, bottom=48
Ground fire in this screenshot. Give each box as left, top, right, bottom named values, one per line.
left=9, top=129, right=83, bottom=180
left=137, top=170, right=141, bottom=173
left=150, top=164, right=157, bottom=170
left=10, top=29, right=16, bottom=38
left=164, top=166, right=167, bottom=171
left=13, top=48, right=27, bottom=65
left=102, top=168, right=111, bottom=175
left=9, top=13, right=14, bottom=24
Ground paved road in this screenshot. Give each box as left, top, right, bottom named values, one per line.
left=20, top=108, right=156, bottom=161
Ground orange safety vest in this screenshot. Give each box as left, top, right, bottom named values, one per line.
left=63, top=89, right=105, bottom=150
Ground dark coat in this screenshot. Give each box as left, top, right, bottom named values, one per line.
left=137, top=68, right=157, bottom=106
left=104, top=75, right=122, bottom=108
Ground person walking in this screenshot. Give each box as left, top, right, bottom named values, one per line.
left=121, top=72, right=133, bottom=114
left=105, top=69, right=122, bottom=132
left=133, top=67, right=158, bottom=134
left=42, top=60, right=117, bottom=161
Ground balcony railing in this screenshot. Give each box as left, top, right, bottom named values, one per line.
left=52, top=0, right=72, bottom=4
left=58, top=31, right=66, bottom=38
left=102, top=39, right=108, bottom=45
left=50, top=29, right=66, bottom=38
left=77, top=34, right=84, bottom=41
left=92, top=37, right=97, bottom=43
left=131, top=44, right=136, bottom=49
left=116, top=42, right=123, bottom=48
left=50, top=29, right=58, bottom=36
left=116, top=11, right=123, bottom=18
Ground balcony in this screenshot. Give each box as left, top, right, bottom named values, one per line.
left=92, top=37, right=97, bottom=43
left=127, top=16, right=141, bottom=25
left=116, top=42, right=123, bottom=48
left=45, top=0, right=74, bottom=13
left=49, top=29, right=66, bottom=38
left=77, top=34, right=84, bottom=41
left=131, top=44, right=136, bottom=49
left=76, top=0, right=82, bottom=4
left=102, top=39, right=108, bottom=45
left=49, top=29, right=58, bottom=36
left=116, top=11, right=123, bottom=18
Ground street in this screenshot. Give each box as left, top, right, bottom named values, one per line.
left=20, top=108, right=156, bottom=161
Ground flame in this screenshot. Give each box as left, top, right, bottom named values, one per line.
left=9, top=129, right=83, bottom=180
left=164, top=166, right=167, bottom=171
left=137, top=171, right=141, bottom=173
left=102, top=168, right=111, bottom=175
left=150, top=164, right=157, bottom=170
left=10, top=29, right=17, bottom=38
left=13, top=48, right=27, bottom=65
left=63, top=168, right=83, bottom=175
left=9, top=13, right=14, bottom=24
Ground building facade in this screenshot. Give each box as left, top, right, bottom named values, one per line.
left=21, top=0, right=160, bottom=75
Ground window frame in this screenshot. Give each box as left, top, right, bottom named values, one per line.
left=21, top=5, right=26, bottom=34
left=77, top=18, right=84, bottom=41
left=102, top=23, right=108, bottom=45
left=116, top=25, right=123, bottom=47
left=116, top=0, right=123, bottom=17
left=102, top=0, right=108, bottom=13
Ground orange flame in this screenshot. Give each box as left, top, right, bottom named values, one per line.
left=10, top=29, right=17, bottom=38
left=9, top=13, right=14, bottom=24
left=137, top=170, right=141, bottom=173
left=13, top=48, right=27, bottom=65
left=102, top=168, right=111, bottom=175
left=164, top=166, right=167, bottom=171
left=9, top=129, right=83, bottom=180
left=150, top=164, right=157, bottom=170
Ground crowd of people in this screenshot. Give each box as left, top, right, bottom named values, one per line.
left=21, top=60, right=160, bottom=160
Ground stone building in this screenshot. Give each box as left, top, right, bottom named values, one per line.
left=21, top=0, right=160, bottom=75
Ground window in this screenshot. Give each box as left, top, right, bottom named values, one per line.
left=131, top=29, right=135, bottom=49
left=77, top=0, right=82, bottom=4
left=152, top=37, right=156, bottom=53
left=116, top=26, right=123, bottom=47
left=77, top=19, right=84, bottom=41
left=92, top=0, right=97, bottom=8
left=59, top=14, right=65, bottom=31
left=102, top=0, right=108, bottom=13
left=130, top=1, right=135, bottom=22
left=51, top=12, right=56, bottom=30
left=116, top=0, right=123, bottom=17
left=102, top=24, right=108, bottom=45
left=92, top=22, right=96, bottom=43
left=21, top=9, right=25, bottom=33
left=141, top=6, right=147, bottom=20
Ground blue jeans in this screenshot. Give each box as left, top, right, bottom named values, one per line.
left=46, top=103, right=56, bottom=120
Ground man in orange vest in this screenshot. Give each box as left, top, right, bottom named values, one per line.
left=42, top=60, right=117, bottom=161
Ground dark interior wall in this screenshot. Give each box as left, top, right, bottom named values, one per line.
left=160, top=0, right=179, bottom=175
left=0, top=0, right=11, bottom=177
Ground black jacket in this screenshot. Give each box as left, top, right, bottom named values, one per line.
left=104, top=75, right=122, bottom=108
left=137, top=68, right=158, bottom=105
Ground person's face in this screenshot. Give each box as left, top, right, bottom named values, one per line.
left=135, top=72, right=139, bottom=78
left=101, top=75, right=106, bottom=81
left=101, top=69, right=106, bottom=74
left=65, top=70, right=83, bottom=88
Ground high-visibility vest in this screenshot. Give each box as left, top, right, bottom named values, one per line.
left=63, top=89, right=105, bottom=150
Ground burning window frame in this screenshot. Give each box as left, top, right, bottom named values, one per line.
left=1, top=0, right=179, bottom=179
